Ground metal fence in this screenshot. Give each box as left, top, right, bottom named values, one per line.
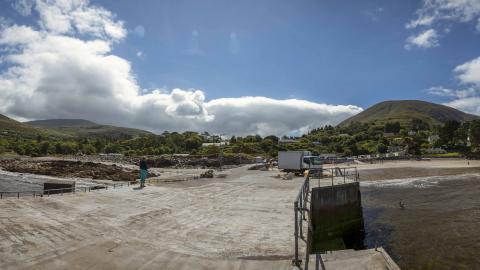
left=293, top=175, right=310, bottom=267
left=0, top=181, right=137, bottom=199
left=293, top=167, right=358, bottom=269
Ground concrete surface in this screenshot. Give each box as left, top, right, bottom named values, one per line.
left=0, top=166, right=398, bottom=269
left=0, top=166, right=302, bottom=270
left=308, top=248, right=400, bottom=270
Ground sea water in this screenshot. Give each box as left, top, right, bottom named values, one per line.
left=361, top=175, right=480, bottom=269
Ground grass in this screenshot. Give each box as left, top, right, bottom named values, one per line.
left=430, top=152, right=462, bottom=157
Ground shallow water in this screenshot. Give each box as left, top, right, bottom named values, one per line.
left=361, top=175, right=480, bottom=269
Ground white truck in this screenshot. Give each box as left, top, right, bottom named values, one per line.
left=278, top=151, right=322, bottom=174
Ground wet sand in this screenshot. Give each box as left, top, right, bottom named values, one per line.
left=350, top=159, right=480, bottom=181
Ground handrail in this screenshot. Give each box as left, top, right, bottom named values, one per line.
left=293, top=174, right=310, bottom=267
left=0, top=181, right=137, bottom=199
left=293, top=167, right=359, bottom=269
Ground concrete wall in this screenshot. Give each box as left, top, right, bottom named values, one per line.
left=310, top=182, right=365, bottom=252
left=43, top=182, right=75, bottom=195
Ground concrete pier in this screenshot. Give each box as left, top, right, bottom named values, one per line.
left=310, top=182, right=364, bottom=252
left=0, top=166, right=399, bottom=269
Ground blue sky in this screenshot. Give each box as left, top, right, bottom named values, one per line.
left=1, top=0, right=480, bottom=135
left=100, top=0, right=480, bottom=107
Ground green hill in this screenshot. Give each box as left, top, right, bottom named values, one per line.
left=25, top=119, right=152, bottom=139
left=339, top=100, right=479, bottom=127
left=25, top=119, right=98, bottom=128
left=0, top=114, right=65, bottom=140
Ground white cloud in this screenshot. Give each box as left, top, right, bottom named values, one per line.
left=406, top=0, right=480, bottom=48
left=408, top=0, right=480, bottom=29
left=0, top=0, right=362, bottom=136
left=12, top=0, right=34, bottom=16
left=427, top=86, right=477, bottom=99
left=428, top=57, right=480, bottom=115
left=204, top=97, right=362, bottom=136
left=405, top=29, right=439, bottom=49
left=445, top=97, right=480, bottom=115
left=454, top=56, right=480, bottom=86
left=29, top=0, right=126, bottom=40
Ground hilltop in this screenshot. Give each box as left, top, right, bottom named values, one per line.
left=0, top=114, right=64, bottom=140
left=25, top=118, right=152, bottom=139
left=338, top=100, right=479, bottom=127
left=26, top=119, right=98, bottom=128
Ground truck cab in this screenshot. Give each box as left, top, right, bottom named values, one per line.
left=302, top=156, right=323, bottom=169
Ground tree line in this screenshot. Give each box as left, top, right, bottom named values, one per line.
left=2, top=119, right=480, bottom=157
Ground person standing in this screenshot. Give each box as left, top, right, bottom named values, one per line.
left=139, top=157, right=148, bottom=188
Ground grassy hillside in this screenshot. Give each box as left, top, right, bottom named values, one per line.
left=0, top=114, right=65, bottom=140
left=339, top=100, right=479, bottom=127
left=25, top=119, right=152, bottom=139
left=26, top=119, right=97, bottom=128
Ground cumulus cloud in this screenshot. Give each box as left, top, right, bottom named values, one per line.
left=25, top=0, right=126, bottom=40
left=12, top=0, right=34, bottom=16
left=454, top=56, right=480, bottom=86
left=0, top=0, right=362, bottom=136
left=405, top=29, right=439, bottom=49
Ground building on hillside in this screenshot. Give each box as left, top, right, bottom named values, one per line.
left=279, top=139, right=299, bottom=144
left=408, top=130, right=417, bottom=136
left=387, top=146, right=404, bottom=153
left=424, top=148, right=447, bottom=154
left=202, top=141, right=230, bottom=147
left=428, top=134, right=440, bottom=144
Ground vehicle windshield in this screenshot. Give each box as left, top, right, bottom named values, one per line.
left=304, top=157, right=322, bottom=166
left=310, top=157, right=323, bottom=165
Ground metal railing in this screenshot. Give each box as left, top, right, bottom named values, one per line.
left=293, top=167, right=359, bottom=269
left=0, top=181, right=137, bottom=199
left=293, top=175, right=310, bottom=267
left=308, top=167, right=358, bottom=187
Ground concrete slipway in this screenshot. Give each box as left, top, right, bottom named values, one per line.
left=0, top=166, right=398, bottom=269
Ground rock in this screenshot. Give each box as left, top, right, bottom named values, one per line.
left=200, top=169, right=214, bottom=178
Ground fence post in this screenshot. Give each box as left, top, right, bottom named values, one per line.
left=299, top=193, right=303, bottom=239
left=331, top=168, right=334, bottom=186
left=1, top=192, right=2, bottom=199
left=294, top=201, right=300, bottom=266
left=17, top=192, right=19, bottom=199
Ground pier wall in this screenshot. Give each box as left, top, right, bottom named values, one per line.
left=310, top=182, right=364, bottom=252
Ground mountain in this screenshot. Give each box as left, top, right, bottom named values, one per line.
left=0, top=114, right=64, bottom=139
left=25, top=118, right=152, bottom=139
left=339, top=100, right=479, bottom=127
left=25, top=119, right=97, bottom=128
